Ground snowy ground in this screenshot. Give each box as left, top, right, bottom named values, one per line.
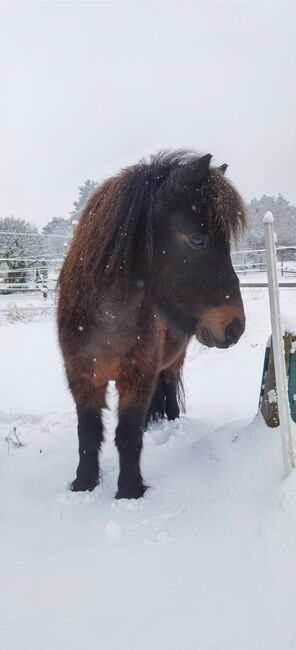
left=0, top=292, right=56, bottom=325
left=1, top=288, right=296, bottom=650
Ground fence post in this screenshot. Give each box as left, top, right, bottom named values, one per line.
left=63, top=221, right=78, bottom=258
left=264, top=211, right=295, bottom=475
left=72, top=220, right=79, bottom=237
left=41, top=258, right=48, bottom=300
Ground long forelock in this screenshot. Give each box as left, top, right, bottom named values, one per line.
left=87, top=151, right=199, bottom=281
left=209, top=171, right=248, bottom=244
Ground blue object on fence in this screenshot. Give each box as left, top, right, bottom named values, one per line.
left=259, top=343, right=271, bottom=410
left=288, top=350, right=296, bottom=423
left=260, top=337, right=296, bottom=423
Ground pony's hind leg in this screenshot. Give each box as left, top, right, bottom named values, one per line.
left=68, top=376, right=106, bottom=492
left=163, top=374, right=186, bottom=421
left=145, top=355, right=185, bottom=426
left=115, top=366, right=156, bottom=499
left=163, top=353, right=185, bottom=421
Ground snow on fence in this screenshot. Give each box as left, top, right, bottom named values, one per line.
left=0, top=223, right=79, bottom=304
left=0, top=223, right=80, bottom=321
left=232, top=245, right=296, bottom=284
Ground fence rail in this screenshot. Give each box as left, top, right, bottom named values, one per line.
left=1, top=226, right=296, bottom=306
left=0, top=222, right=79, bottom=303
left=240, top=282, right=296, bottom=288
left=0, top=230, right=71, bottom=239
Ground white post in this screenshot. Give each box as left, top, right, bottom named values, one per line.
left=72, top=220, right=79, bottom=237
left=263, top=211, right=295, bottom=476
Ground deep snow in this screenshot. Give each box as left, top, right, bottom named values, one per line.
left=1, top=289, right=296, bottom=650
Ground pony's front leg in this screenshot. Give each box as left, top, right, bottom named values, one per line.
left=68, top=377, right=106, bottom=492
left=71, top=406, right=104, bottom=492
left=115, top=368, right=156, bottom=499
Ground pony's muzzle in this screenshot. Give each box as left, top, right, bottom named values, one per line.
left=196, top=306, right=245, bottom=349
left=224, top=318, right=244, bottom=346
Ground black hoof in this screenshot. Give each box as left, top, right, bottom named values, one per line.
left=166, top=406, right=180, bottom=421
left=70, top=477, right=98, bottom=492
left=115, top=480, right=148, bottom=500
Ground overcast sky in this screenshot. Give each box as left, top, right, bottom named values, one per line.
left=1, top=0, right=295, bottom=228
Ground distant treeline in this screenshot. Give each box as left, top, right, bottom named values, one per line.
left=242, top=194, right=296, bottom=250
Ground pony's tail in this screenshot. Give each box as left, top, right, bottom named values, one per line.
left=145, top=371, right=185, bottom=427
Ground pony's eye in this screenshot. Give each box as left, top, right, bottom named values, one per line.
left=190, top=237, right=204, bottom=247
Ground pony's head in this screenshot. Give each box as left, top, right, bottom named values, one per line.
left=149, top=152, right=247, bottom=347
left=75, top=150, right=247, bottom=348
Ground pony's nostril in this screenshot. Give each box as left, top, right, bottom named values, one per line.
left=225, top=318, right=243, bottom=345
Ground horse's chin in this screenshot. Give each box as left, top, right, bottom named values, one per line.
left=195, top=326, right=235, bottom=349
left=195, top=327, right=215, bottom=348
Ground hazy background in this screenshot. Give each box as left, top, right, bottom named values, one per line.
left=1, top=0, right=295, bottom=227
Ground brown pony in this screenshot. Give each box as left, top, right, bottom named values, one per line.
left=58, top=151, right=246, bottom=499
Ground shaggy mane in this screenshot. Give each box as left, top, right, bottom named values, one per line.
left=59, top=151, right=247, bottom=317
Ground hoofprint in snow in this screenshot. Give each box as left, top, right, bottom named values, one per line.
left=1, top=289, right=296, bottom=650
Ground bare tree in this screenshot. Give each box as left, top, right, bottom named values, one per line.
left=0, top=216, right=46, bottom=292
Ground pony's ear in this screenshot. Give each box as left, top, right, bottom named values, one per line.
left=219, top=163, right=228, bottom=175
left=194, top=153, right=213, bottom=181
left=174, top=153, right=212, bottom=191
